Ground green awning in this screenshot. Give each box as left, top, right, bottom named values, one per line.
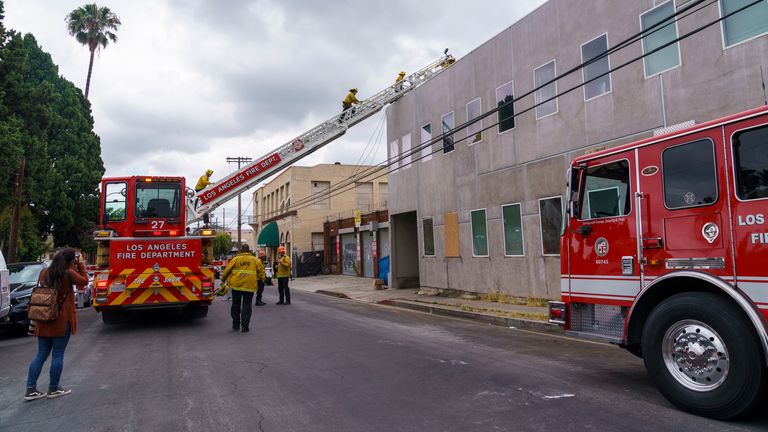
left=257, top=221, right=280, bottom=247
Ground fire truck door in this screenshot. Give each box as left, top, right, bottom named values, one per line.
left=567, top=155, right=640, bottom=303
left=636, top=129, right=733, bottom=283
left=725, top=119, right=768, bottom=318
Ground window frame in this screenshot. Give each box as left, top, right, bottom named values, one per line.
left=470, top=208, right=489, bottom=257
left=421, top=123, right=433, bottom=163
left=661, top=138, right=719, bottom=210
left=731, top=123, right=768, bottom=203
left=466, top=97, right=483, bottom=145
left=103, top=181, right=128, bottom=222
left=422, top=217, right=436, bottom=257
left=441, top=111, right=456, bottom=154
left=640, top=0, right=682, bottom=79
left=538, top=195, right=563, bottom=257
left=719, top=0, right=768, bottom=49
left=533, top=59, right=559, bottom=119
left=580, top=33, right=613, bottom=102
left=134, top=181, right=181, bottom=219
left=495, top=80, right=516, bottom=134
left=501, top=202, right=525, bottom=257
left=577, top=158, right=633, bottom=221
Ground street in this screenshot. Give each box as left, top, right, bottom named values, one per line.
left=1, top=290, right=767, bottom=432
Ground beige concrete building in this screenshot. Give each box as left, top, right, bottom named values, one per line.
left=249, top=163, right=389, bottom=264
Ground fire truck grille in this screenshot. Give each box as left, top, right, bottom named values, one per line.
left=570, top=303, right=626, bottom=339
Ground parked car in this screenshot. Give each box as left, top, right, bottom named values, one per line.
left=74, top=271, right=94, bottom=309
left=6, top=261, right=48, bottom=328
left=0, top=251, right=10, bottom=323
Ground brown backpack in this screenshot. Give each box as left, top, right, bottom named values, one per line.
left=28, top=273, right=67, bottom=323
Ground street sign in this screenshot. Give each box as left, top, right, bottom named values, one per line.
left=354, top=210, right=362, bottom=228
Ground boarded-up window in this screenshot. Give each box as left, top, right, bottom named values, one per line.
left=312, top=181, right=330, bottom=209
left=355, top=182, right=373, bottom=211
left=444, top=212, right=460, bottom=257
left=311, top=233, right=324, bottom=251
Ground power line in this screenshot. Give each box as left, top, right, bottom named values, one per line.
left=277, top=0, right=757, bottom=215
left=278, top=0, right=716, bottom=214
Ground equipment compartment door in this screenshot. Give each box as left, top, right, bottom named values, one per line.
left=567, top=153, right=640, bottom=305
left=636, top=128, right=733, bottom=283
left=725, top=116, right=768, bottom=318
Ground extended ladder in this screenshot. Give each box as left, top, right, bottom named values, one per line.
left=188, top=54, right=454, bottom=224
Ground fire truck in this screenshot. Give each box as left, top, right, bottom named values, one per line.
left=550, top=106, right=768, bottom=419
left=92, top=54, right=454, bottom=324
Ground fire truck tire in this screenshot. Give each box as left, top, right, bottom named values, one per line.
left=101, top=310, right=130, bottom=324
left=183, top=305, right=208, bottom=319
left=641, top=292, right=766, bottom=419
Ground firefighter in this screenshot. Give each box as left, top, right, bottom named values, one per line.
left=195, top=169, right=214, bottom=192
left=339, top=88, right=361, bottom=122
left=275, top=245, right=292, bottom=305
left=221, top=244, right=265, bottom=332
left=254, top=250, right=267, bottom=306
left=394, top=71, right=406, bottom=92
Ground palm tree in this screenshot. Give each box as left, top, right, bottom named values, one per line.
left=65, top=4, right=121, bottom=99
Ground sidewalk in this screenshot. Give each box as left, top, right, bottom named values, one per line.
left=290, top=275, right=559, bottom=334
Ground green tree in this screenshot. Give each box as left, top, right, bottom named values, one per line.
left=65, top=3, right=120, bottom=99
left=213, top=233, right=233, bottom=260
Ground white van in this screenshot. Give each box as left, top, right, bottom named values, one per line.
left=0, top=250, right=10, bottom=322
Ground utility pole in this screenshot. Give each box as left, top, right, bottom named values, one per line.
left=7, top=158, right=25, bottom=263
left=226, top=156, right=253, bottom=247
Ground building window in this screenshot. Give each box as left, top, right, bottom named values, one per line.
left=534, top=60, right=558, bottom=119
left=733, top=125, right=768, bottom=200
left=502, top=203, right=524, bottom=256
left=641, top=1, right=680, bottom=77
left=721, top=0, right=768, bottom=47
left=470, top=208, right=488, bottom=257
left=581, top=33, right=612, bottom=100
left=401, top=133, right=412, bottom=169
left=311, top=181, right=330, bottom=209
left=421, top=123, right=432, bottom=162
left=663, top=139, right=718, bottom=209
left=389, top=139, right=400, bottom=172
left=580, top=160, right=631, bottom=220
left=495, top=81, right=515, bottom=133
left=466, top=98, right=482, bottom=144
left=539, top=196, right=563, bottom=255
left=379, top=182, right=389, bottom=209
left=311, top=233, right=324, bottom=251
left=422, top=218, right=435, bottom=256
left=355, top=182, right=373, bottom=211
left=441, top=112, right=455, bottom=154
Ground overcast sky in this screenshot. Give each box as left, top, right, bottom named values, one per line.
left=4, top=0, right=545, bottom=228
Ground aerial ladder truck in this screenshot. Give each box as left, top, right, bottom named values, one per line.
left=91, top=54, right=454, bottom=323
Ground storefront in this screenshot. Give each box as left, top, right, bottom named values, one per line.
left=323, top=210, right=389, bottom=278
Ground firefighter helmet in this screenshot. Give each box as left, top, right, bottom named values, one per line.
left=214, top=282, right=229, bottom=297
left=278, top=245, right=286, bottom=254
left=205, top=169, right=214, bottom=176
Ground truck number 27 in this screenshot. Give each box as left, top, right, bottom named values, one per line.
left=151, top=220, right=165, bottom=229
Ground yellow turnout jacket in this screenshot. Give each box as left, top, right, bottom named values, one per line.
left=222, top=252, right=265, bottom=292
left=276, top=254, right=291, bottom=278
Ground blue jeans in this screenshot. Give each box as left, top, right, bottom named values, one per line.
left=26, top=326, right=71, bottom=391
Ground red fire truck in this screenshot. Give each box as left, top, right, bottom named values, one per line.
left=550, top=106, right=768, bottom=419
left=93, top=177, right=216, bottom=323
left=92, top=55, right=454, bottom=324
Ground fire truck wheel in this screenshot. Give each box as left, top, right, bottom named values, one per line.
left=641, top=292, right=766, bottom=419
left=183, top=305, right=208, bottom=319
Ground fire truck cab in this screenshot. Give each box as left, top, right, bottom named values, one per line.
left=93, top=176, right=215, bottom=323
left=553, top=106, right=768, bottom=419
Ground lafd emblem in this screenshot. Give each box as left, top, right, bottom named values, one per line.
left=595, top=237, right=609, bottom=257
left=702, top=222, right=719, bottom=244
left=153, top=263, right=160, bottom=272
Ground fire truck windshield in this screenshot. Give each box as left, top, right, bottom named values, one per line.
left=135, top=181, right=181, bottom=219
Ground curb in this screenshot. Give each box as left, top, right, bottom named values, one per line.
left=315, top=290, right=351, bottom=299
left=377, top=299, right=560, bottom=334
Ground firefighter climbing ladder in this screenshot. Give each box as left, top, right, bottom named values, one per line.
left=188, top=54, right=454, bottom=224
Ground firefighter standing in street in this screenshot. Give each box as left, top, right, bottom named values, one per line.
left=254, top=250, right=268, bottom=306
left=221, top=244, right=265, bottom=332
left=275, top=246, right=292, bottom=305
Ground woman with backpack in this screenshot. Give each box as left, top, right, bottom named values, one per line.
left=24, top=248, right=87, bottom=401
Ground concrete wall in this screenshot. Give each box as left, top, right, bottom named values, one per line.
left=386, top=0, right=768, bottom=298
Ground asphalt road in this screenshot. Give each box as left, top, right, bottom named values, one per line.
left=1, top=290, right=766, bottom=432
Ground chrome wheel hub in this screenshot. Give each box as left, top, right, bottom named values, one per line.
left=662, top=319, right=729, bottom=391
